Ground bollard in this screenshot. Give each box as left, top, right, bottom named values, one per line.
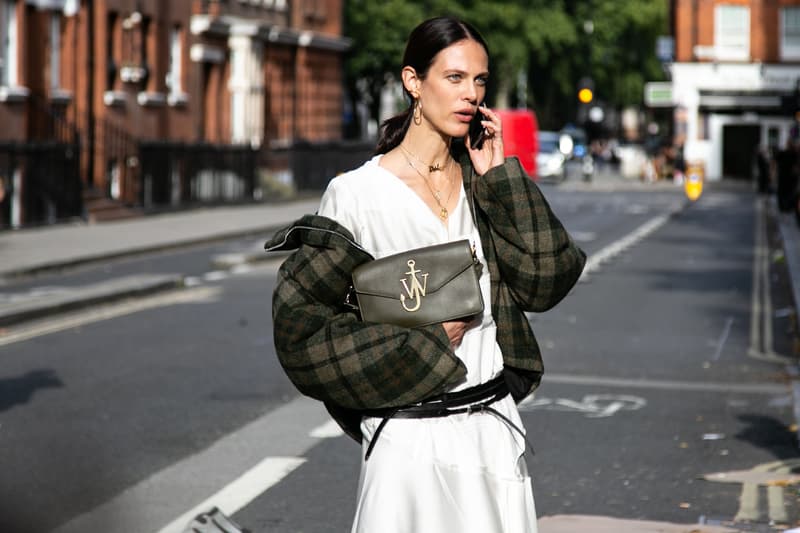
left=685, top=162, right=704, bottom=201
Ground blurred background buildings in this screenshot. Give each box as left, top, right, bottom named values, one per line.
left=2, top=0, right=800, bottom=229
left=671, top=0, right=800, bottom=180
left=0, top=0, right=356, bottom=227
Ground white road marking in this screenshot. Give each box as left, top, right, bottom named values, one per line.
left=579, top=205, right=681, bottom=281
left=518, top=394, right=646, bottom=417
left=309, top=419, right=345, bottom=438
left=203, top=270, right=228, bottom=282
left=0, top=286, right=222, bottom=347
left=569, top=231, right=597, bottom=242
left=53, top=396, right=335, bottom=533
left=156, top=457, right=306, bottom=533
left=748, top=197, right=791, bottom=363
left=704, top=459, right=800, bottom=524
left=712, top=317, right=734, bottom=361
left=543, top=373, right=786, bottom=395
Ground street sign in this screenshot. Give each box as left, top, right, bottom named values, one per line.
left=656, top=36, right=675, bottom=62
left=644, top=82, right=674, bottom=107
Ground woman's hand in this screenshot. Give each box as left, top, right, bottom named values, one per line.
left=442, top=318, right=478, bottom=349
left=466, top=105, right=504, bottom=176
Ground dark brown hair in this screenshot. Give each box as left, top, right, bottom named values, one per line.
left=375, top=16, right=489, bottom=154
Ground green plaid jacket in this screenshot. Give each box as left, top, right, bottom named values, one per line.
left=266, top=156, right=586, bottom=441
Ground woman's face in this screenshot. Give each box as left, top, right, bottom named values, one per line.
left=415, top=39, right=489, bottom=139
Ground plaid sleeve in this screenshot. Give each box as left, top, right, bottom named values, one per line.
left=473, top=157, right=586, bottom=312
left=272, top=242, right=467, bottom=410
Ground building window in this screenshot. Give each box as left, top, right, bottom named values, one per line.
left=167, top=26, right=183, bottom=96
left=0, top=0, right=18, bottom=86
left=106, top=11, right=122, bottom=91
left=714, top=4, right=749, bottom=61
left=698, top=113, right=709, bottom=141
left=781, top=7, right=800, bottom=60
left=50, top=15, right=61, bottom=90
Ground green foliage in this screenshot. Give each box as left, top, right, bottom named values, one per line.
left=343, top=0, right=669, bottom=132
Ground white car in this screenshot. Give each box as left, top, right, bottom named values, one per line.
left=536, top=131, right=566, bottom=181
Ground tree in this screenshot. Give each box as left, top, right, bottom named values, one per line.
left=343, top=1, right=425, bottom=135
left=343, top=1, right=668, bottom=135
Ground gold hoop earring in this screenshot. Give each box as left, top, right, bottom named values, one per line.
left=413, top=99, right=422, bottom=125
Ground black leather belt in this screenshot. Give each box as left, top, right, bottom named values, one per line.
left=361, top=375, right=534, bottom=460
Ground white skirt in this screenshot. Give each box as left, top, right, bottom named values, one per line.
left=351, top=395, right=538, bottom=533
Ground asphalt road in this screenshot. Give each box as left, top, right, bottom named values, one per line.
left=1, top=181, right=797, bottom=533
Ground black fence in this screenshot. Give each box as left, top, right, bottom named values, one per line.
left=138, top=142, right=259, bottom=209
left=0, top=141, right=82, bottom=229
left=289, top=140, right=375, bottom=190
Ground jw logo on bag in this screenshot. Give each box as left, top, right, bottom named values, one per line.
left=400, top=259, right=429, bottom=312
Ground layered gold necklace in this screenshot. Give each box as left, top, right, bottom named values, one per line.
left=399, top=143, right=455, bottom=221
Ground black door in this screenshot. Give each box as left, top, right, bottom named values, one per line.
left=722, top=124, right=760, bottom=179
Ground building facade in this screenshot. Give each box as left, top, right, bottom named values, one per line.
left=0, top=0, right=348, bottom=226
left=671, top=0, right=800, bottom=179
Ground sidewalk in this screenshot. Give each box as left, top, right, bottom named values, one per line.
left=0, top=198, right=320, bottom=326
left=0, top=198, right=320, bottom=279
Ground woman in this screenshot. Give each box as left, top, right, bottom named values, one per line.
left=266, top=16, right=585, bottom=533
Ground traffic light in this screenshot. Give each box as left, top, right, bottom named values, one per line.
left=577, top=77, right=594, bottom=104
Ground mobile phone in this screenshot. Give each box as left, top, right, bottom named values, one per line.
left=468, top=104, right=486, bottom=149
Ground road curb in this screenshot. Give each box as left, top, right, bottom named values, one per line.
left=0, top=224, right=289, bottom=282
left=0, top=273, right=184, bottom=327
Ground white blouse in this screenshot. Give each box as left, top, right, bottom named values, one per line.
left=318, top=155, right=537, bottom=533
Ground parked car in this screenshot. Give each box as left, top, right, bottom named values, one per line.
left=536, top=131, right=567, bottom=181
left=559, top=126, right=588, bottom=159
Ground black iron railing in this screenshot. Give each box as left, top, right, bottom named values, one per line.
left=138, top=142, right=258, bottom=208
left=288, top=140, right=374, bottom=190
left=0, top=97, right=82, bottom=229
left=0, top=141, right=83, bottom=229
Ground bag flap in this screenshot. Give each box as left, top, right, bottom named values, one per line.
left=352, top=240, right=477, bottom=300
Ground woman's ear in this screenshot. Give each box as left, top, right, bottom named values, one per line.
left=401, top=66, right=421, bottom=98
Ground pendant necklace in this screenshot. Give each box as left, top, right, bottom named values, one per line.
left=399, top=143, right=444, bottom=173
left=398, top=144, right=455, bottom=220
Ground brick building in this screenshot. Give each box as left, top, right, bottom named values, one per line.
left=671, top=0, right=800, bottom=179
left=0, top=0, right=349, bottom=227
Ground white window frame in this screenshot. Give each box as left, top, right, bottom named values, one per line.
left=50, top=15, right=61, bottom=90
left=1, top=0, right=18, bottom=87
left=166, top=26, right=182, bottom=96
left=714, top=4, right=750, bottom=61
left=781, top=7, right=800, bottom=60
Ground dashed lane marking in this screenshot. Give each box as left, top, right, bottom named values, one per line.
left=579, top=203, right=683, bottom=282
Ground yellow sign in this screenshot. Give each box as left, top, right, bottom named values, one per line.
left=685, top=164, right=704, bottom=201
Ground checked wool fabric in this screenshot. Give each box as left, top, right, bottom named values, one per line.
left=266, top=156, right=586, bottom=441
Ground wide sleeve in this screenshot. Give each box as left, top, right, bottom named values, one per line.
left=317, top=177, right=361, bottom=242
left=271, top=224, right=467, bottom=411
left=473, top=157, right=586, bottom=312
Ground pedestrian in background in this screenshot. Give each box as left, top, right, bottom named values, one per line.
left=775, top=139, right=798, bottom=212
left=266, top=16, right=585, bottom=533
left=755, top=145, right=772, bottom=194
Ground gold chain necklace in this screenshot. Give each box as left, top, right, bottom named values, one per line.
left=399, top=143, right=444, bottom=172
left=398, top=145, right=455, bottom=220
